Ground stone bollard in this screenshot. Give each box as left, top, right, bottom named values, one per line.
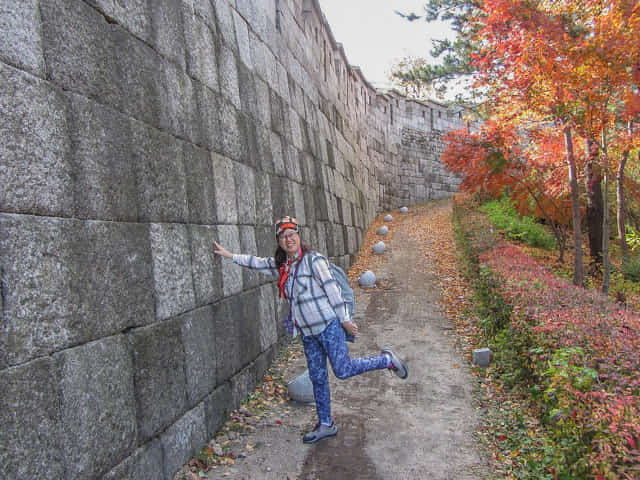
left=383, top=214, right=393, bottom=222
left=376, top=225, right=389, bottom=236
left=472, top=348, right=491, bottom=367
left=400, top=206, right=409, bottom=213
left=287, top=370, right=315, bottom=404
left=358, top=270, right=376, bottom=287
left=372, top=241, right=386, bottom=255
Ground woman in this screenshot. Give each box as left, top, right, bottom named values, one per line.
left=213, top=216, right=408, bottom=444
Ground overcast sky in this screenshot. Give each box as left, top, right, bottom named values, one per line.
left=316, top=0, right=455, bottom=89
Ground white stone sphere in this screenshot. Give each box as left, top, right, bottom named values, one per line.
left=358, top=270, right=376, bottom=287
left=383, top=214, right=393, bottom=222
left=400, top=206, right=409, bottom=213
left=372, top=241, right=386, bottom=255
left=287, top=370, right=315, bottom=404
left=376, top=225, right=389, bottom=236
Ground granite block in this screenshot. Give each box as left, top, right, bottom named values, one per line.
left=181, top=306, right=217, bottom=406
left=41, top=0, right=123, bottom=110
left=0, top=0, right=45, bottom=76
left=67, top=93, right=137, bottom=221
left=188, top=224, right=223, bottom=306
left=183, top=142, right=217, bottom=224
left=160, top=405, right=207, bottom=480
left=216, top=224, right=243, bottom=297
left=131, top=120, right=189, bottom=223
left=131, top=320, right=187, bottom=442
left=204, top=383, right=232, bottom=438
left=0, top=358, right=64, bottom=479
left=102, top=440, right=164, bottom=480
left=0, top=64, right=73, bottom=217
left=149, top=223, right=196, bottom=320
left=211, top=152, right=238, bottom=224
left=56, top=336, right=136, bottom=479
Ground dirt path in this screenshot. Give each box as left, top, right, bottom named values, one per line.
left=177, top=200, right=490, bottom=480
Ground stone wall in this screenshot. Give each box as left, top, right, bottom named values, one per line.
left=0, top=1, right=463, bottom=478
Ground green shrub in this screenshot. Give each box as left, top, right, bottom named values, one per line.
left=621, top=253, right=640, bottom=282
left=481, top=197, right=556, bottom=250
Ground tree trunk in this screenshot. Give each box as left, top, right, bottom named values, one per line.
left=601, top=130, right=610, bottom=295
left=565, top=126, right=583, bottom=286
left=617, top=122, right=632, bottom=261
left=585, top=138, right=603, bottom=265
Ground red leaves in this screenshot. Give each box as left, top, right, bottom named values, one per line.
left=479, top=237, right=640, bottom=477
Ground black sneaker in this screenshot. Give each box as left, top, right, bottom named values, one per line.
left=382, top=347, right=408, bottom=379
left=302, top=422, right=338, bottom=444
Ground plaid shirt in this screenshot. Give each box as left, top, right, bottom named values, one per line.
left=232, top=252, right=350, bottom=337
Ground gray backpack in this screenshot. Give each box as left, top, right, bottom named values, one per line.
left=328, top=263, right=355, bottom=317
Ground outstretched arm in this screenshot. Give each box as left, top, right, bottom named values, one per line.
left=213, top=241, right=279, bottom=276
left=213, top=241, right=234, bottom=258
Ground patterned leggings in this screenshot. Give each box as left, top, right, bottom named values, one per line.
left=301, top=319, right=389, bottom=425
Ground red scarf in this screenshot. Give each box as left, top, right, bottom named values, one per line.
left=278, top=248, right=302, bottom=299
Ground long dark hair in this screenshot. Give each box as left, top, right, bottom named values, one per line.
left=275, top=240, right=313, bottom=268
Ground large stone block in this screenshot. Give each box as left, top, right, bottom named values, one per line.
left=181, top=306, right=217, bottom=406
left=270, top=89, right=285, bottom=136
left=131, top=320, right=187, bottom=442
left=217, top=100, right=244, bottom=161
left=161, top=405, right=207, bottom=480
left=86, top=0, right=152, bottom=42
left=216, top=225, right=243, bottom=297
left=212, top=297, right=241, bottom=382
left=204, top=382, right=232, bottom=438
left=0, top=63, right=73, bottom=217
left=254, top=74, right=272, bottom=128
left=183, top=142, right=217, bottom=224
left=302, top=184, right=317, bottom=227
left=211, top=0, right=236, bottom=47
left=248, top=30, right=268, bottom=85
left=149, top=223, right=196, bottom=320
left=233, top=161, right=256, bottom=224
left=285, top=143, right=304, bottom=183
left=188, top=224, right=223, bottom=306
left=257, top=284, right=277, bottom=352
left=114, top=29, right=162, bottom=127
left=255, top=172, right=273, bottom=226
left=269, top=175, right=291, bottom=217
left=231, top=362, right=258, bottom=408
left=195, top=83, right=222, bottom=152
left=255, top=225, right=276, bottom=265
left=242, top=116, right=261, bottom=170
left=239, top=226, right=260, bottom=289
left=211, top=153, right=238, bottom=224
left=0, top=358, right=64, bottom=479
left=232, top=8, right=252, bottom=69
left=55, top=336, right=136, bottom=480
left=236, top=291, right=262, bottom=368
left=103, top=440, right=164, bottom=480
left=217, top=44, right=240, bottom=109
left=0, top=0, right=45, bottom=76
left=0, top=215, right=154, bottom=365
left=150, top=0, right=186, bottom=70
left=184, top=8, right=219, bottom=91
left=41, top=0, right=123, bottom=110
left=158, top=60, right=199, bottom=143
left=288, top=179, right=307, bottom=225
left=74, top=220, right=155, bottom=334
left=237, top=61, right=258, bottom=121
left=67, top=93, right=137, bottom=221
left=131, top=120, right=189, bottom=222
left=270, top=131, right=287, bottom=176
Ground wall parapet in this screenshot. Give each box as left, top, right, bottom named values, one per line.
left=0, top=1, right=462, bottom=478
